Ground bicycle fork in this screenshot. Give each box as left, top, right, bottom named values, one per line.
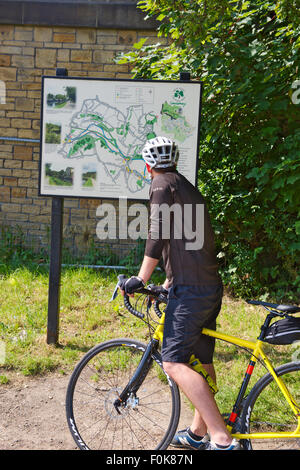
left=113, top=339, right=158, bottom=414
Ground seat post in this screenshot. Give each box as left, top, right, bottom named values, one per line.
left=258, top=312, right=277, bottom=341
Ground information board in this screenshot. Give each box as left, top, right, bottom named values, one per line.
left=39, top=77, right=202, bottom=200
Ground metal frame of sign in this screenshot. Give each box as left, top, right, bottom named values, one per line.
left=39, top=75, right=202, bottom=202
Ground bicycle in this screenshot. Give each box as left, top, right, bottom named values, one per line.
left=66, top=275, right=300, bottom=450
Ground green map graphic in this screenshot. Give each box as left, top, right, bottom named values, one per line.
left=58, top=96, right=193, bottom=194
left=160, top=102, right=194, bottom=142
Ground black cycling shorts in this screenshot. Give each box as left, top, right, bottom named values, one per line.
left=161, top=284, right=223, bottom=364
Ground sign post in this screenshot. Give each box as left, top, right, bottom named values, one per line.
left=46, top=68, right=67, bottom=344
left=47, top=196, right=64, bottom=344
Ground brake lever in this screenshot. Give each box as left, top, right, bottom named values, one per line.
left=109, top=282, right=119, bottom=302
left=109, top=274, right=127, bottom=302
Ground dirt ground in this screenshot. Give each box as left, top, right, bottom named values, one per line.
left=1, top=373, right=297, bottom=451
left=0, top=373, right=194, bottom=450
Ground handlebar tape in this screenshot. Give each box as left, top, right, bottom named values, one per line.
left=153, top=301, right=163, bottom=319
left=124, top=295, right=145, bottom=319
left=123, top=289, right=167, bottom=320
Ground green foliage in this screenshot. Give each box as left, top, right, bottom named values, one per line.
left=0, top=225, right=45, bottom=270
left=118, top=0, right=300, bottom=301
left=0, top=225, right=145, bottom=271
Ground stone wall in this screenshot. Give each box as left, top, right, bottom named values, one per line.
left=0, top=4, right=161, bottom=262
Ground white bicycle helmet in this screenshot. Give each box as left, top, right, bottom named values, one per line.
left=142, top=136, right=179, bottom=169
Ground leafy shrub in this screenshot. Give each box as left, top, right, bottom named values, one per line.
left=118, top=0, right=300, bottom=301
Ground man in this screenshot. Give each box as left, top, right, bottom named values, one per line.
left=120, top=136, right=240, bottom=451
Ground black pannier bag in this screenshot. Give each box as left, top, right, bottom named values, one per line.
left=264, top=317, right=300, bottom=345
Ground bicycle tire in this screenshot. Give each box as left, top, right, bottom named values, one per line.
left=66, top=338, right=181, bottom=450
left=240, top=361, right=300, bottom=450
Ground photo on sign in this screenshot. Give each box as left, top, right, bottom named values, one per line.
left=82, top=162, right=98, bottom=190
left=44, top=162, right=74, bottom=187
left=45, top=122, right=61, bottom=145
left=46, top=85, right=76, bottom=110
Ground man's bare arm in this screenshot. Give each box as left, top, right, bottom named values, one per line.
left=138, top=255, right=159, bottom=284
left=119, top=255, right=159, bottom=297
left=139, top=256, right=171, bottom=290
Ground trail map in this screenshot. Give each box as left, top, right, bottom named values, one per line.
left=39, top=78, right=202, bottom=199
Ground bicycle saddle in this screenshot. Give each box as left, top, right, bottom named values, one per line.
left=247, top=299, right=300, bottom=314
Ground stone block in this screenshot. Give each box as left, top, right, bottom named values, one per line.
left=14, top=146, right=33, bottom=161
left=0, top=66, right=16, bottom=81
left=71, top=50, right=92, bottom=62
left=3, top=176, right=18, bottom=186
left=18, top=68, right=42, bottom=82
left=57, top=49, right=69, bottom=61
left=0, top=118, right=10, bottom=127
left=0, top=55, right=11, bottom=66
left=18, top=129, right=40, bottom=139
left=11, top=55, right=34, bottom=68
left=93, top=50, right=115, bottom=64
left=0, top=26, right=14, bottom=41
left=17, top=177, right=37, bottom=188
left=0, top=203, right=20, bottom=212
left=0, top=46, right=22, bottom=54
left=0, top=168, right=11, bottom=176
left=0, top=186, right=10, bottom=202
left=4, top=160, right=22, bottom=168
left=23, top=161, right=38, bottom=170
left=15, top=97, right=34, bottom=111
left=76, top=29, right=96, bottom=44
left=34, top=27, right=52, bottom=43
left=53, top=33, right=75, bottom=43
left=22, top=82, right=41, bottom=91
left=0, top=127, right=17, bottom=137
left=11, top=187, right=26, bottom=198
left=117, top=30, right=137, bottom=45
left=22, top=204, right=40, bottom=214
left=15, top=30, right=33, bottom=41
left=12, top=169, right=31, bottom=178
left=22, top=47, right=35, bottom=56
left=11, top=118, right=31, bottom=129
left=36, top=48, right=57, bottom=68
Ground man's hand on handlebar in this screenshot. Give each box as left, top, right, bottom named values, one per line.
left=149, top=284, right=169, bottom=302
left=148, top=285, right=168, bottom=297
left=118, top=276, right=145, bottom=297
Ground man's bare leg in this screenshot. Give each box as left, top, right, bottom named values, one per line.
left=189, top=364, right=216, bottom=437
left=163, top=361, right=232, bottom=446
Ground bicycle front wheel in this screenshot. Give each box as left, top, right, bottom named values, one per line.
left=66, top=338, right=180, bottom=450
left=240, top=361, right=300, bottom=450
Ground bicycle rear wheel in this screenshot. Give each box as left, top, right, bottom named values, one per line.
left=66, top=338, right=180, bottom=450
left=240, top=361, right=300, bottom=450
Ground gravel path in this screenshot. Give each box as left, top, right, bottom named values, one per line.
left=0, top=373, right=194, bottom=450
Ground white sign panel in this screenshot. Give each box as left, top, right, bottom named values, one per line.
left=39, top=77, right=202, bottom=200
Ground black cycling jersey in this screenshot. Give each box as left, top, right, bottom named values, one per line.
left=145, top=170, right=222, bottom=286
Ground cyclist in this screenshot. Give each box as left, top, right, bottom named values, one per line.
left=120, top=136, right=240, bottom=451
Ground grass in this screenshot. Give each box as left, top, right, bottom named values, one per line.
left=0, top=263, right=295, bottom=417
left=0, top=265, right=164, bottom=381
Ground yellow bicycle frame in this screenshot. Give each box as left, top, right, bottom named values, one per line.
left=152, top=312, right=300, bottom=441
